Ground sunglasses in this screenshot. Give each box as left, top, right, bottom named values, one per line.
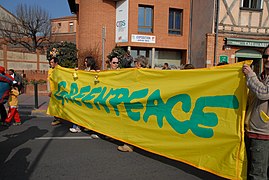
left=112, top=62, right=119, bottom=64
left=262, top=54, right=269, bottom=59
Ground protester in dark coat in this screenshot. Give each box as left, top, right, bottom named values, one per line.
left=8, top=69, right=23, bottom=93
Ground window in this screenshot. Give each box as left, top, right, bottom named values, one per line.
left=168, top=9, right=182, bottom=35
left=11, top=24, right=18, bottom=32
left=138, top=5, right=153, bottom=33
left=69, top=22, right=74, bottom=32
left=241, top=0, right=263, bottom=10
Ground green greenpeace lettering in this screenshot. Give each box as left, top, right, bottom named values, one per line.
left=54, top=81, right=239, bottom=138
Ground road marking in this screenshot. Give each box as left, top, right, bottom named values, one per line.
left=35, top=136, right=93, bottom=140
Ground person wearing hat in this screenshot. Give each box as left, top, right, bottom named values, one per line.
left=0, top=66, right=13, bottom=124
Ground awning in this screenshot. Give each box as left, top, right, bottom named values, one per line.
left=235, top=49, right=262, bottom=58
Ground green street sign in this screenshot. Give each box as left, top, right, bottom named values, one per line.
left=219, top=55, right=228, bottom=63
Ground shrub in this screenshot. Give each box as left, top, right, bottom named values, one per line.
left=47, top=41, right=78, bottom=68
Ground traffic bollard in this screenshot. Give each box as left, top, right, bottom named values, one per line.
left=34, top=82, right=38, bottom=109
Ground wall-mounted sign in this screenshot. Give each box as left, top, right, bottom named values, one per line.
left=219, top=55, right=228, bottom=63
left=131, top=34, right=156, bottom=43
left=226, top=38, right=269, bottom=48
left=115, top=0, right=129, bottom=43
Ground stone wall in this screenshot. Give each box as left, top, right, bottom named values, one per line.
left=0, top=45, right=50, bottom=95
left=0, top=45, right=49, bottom=71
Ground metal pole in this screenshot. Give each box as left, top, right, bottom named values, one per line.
left=214, top=0, right=220, bottom=66
left=102, top=26, right=106, bottom=70
left=188, top=0, right=193, bottom=64
left=151, top=47, right=155, bottom=68
left=34, top=81, right=38, bottom=109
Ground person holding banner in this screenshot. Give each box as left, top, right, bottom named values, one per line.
left=133, top=55, right=149, bottom=69
left=69, top=56, right=99, bottom=135
left=243, top=45, right=269, bottom=180
left=118, top=55, right=148, bottom=152
left=109, top=56, right=120, bottom=70
left=162, top=63, right=171, bottom=70
left=48, top=57, right=63, bottom=126
left=120, top=50, right=133, bottom=68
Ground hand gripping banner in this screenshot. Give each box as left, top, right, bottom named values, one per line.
left=47, top=62, right=249, bottom=180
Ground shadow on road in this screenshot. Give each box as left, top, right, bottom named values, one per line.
left=1, top=148, right=31, bottom=180
left=0, top=126, right=48, bottom=180
left=25, top=119, right=71, bottom=178
left=96, top=134, right=228, bottom=179
left=135, top=148, right=228, bottom=180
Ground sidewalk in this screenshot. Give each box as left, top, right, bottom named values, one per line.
left=18, top=94, right=51, bottom=117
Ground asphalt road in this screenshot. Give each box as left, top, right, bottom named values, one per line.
left=0, top=115, right=227, bottom=180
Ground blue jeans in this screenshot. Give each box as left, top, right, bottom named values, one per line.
left=246, top=137, right=269, bottom=180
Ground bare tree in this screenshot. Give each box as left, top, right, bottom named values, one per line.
left=0, top=4, right=51, bottom=52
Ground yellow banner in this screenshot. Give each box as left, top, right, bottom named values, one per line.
left=47, top=62, right=248, bottom=180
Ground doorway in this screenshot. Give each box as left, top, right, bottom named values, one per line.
left=236, top=49, right=262, bottom=75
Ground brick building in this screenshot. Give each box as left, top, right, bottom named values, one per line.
left=68, top=0, right=191, bottom=69
left=0, top=5, right=77, bottom=95
left=50, top=15, right=77, bottom=44
left=190, top=0, right=269, bottom=71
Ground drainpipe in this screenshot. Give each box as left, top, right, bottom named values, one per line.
left=214, top=0, right=220, bottom=66
left=188, top=0, right=193, bottom=64
left=102, top=26, right=106, bottom=70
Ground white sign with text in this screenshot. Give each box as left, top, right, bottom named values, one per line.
left=131, top=34, right=156, bottom=43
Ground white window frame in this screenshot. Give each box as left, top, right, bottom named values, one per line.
left=69, top=22, right=74, bottom=32
left=241, top=0, right=263, bottom=10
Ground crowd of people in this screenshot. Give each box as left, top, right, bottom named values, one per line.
left=45, top=46, right=269, bottom=179
left=1, top=45, right=269, bottom=179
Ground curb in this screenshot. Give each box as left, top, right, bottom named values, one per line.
left=31, top=109, right=52, bottom=117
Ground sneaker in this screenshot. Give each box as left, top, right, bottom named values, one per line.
left=13, top=122, right=21, bottom=126
left=69, top=127, right=81, bottom=133
left=117, top=144, right=134, bottom=152
left=90, top=134, right=99, bottom=139
left=51, top=120, right=61, bottom=126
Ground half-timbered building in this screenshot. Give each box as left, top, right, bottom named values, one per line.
left=191, top=0, right=269, bottom=71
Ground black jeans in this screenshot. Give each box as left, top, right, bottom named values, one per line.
left=0, top=103, right=7, bottom=122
